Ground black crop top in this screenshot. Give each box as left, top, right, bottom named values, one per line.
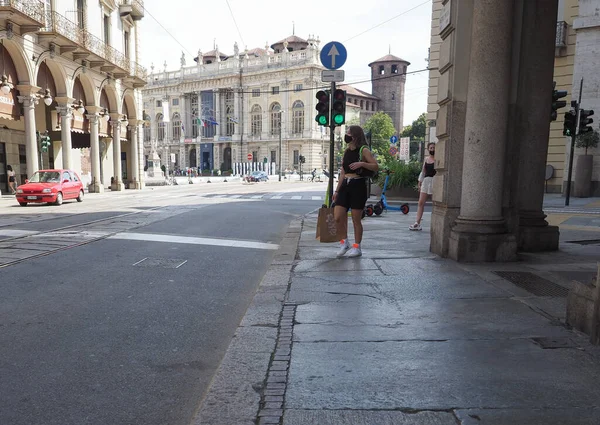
left=342, top=147, right=361, bottom=174
left=424, top=161, right=436, bottom=178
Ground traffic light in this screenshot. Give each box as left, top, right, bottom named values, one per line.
left=37, top=131, right=51, bottom=152
left=315, top=90, right=330, bottom=126
left=578, top=109, right=594, bottom=135
left=563, top=110, right=577, bottom=137
left=331, top=89, right=346, bottom=126
left=299, top=155, right=306, bottom=164
left=551, top=81, right=567, bottom=121
left=41, top=135, right=51, bottom=152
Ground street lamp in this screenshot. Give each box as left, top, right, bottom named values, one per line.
left=278, top=110, right=285, bottom=182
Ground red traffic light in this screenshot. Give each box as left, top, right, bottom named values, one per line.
left=316, top=90, right=328, bottom=102
left=333, top=89, right=345, bottom=100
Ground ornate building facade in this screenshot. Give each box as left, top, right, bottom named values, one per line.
left=0, top=0, right=147, bottom=195
left=143, top=36, right=328, bottom=174
left=142, top=37, right=410, bottom=175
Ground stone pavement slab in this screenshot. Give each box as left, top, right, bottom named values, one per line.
left=277, top=210, right=600, bottom=424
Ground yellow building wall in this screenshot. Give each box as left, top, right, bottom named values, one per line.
left=547, top=0, right=578, bottom=192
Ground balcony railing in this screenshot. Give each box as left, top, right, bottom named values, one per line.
left=40, top=10, right=146, bottom=82
left=556, top=21, right=568, bottom=47
left=0, top=0, right=46, bottom=25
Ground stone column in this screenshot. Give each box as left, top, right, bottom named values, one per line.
left=137, top=121, right=145, bottom=187
left=17, top=88, right=39, bottom=178
left=213, top=90, right=221, bottom=138
left=448, top=0, right=517, bottom=262
left=111, top=115, right=124, bottom=191
left=56, top=99, right=74, bottom=170
left=129, top=122, right=141, bottom=189
left=513, top=0, right=560, bottom=251
left=86, top=106, right=104, bottom=193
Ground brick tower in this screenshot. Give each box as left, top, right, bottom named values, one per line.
left=369, top=54, right=410, bottom=135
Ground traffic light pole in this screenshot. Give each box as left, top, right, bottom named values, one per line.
left=327, top=82, right=336, bottom=208
left=565, top=78, right=583, bottom=206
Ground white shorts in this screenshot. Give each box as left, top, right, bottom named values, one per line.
left=420, top=176, right=433, bottom=195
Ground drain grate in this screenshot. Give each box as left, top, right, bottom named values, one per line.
left=493, top=271, right=569, bottom=297
left=132, top=258, right=188, bottom=269
left=566, top=239, right=600, bottom=245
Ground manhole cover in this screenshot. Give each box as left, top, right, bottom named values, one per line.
left=133, top=258, right=187, bottom=269
left=566, top=239, right=600, bottom=245
left=493, top=271, right=569, bottom=297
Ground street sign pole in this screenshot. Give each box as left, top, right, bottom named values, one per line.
left=566, top=78, right=583, bottom=206
left=328, top=82, right=336, bottom=208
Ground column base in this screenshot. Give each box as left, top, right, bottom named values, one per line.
left=519, top=224, right=559, bottom=252
left=128, top=181, right=142, bottom=190
left=111, top=182, right=124, bottom=191
left=88, top=183, right=104, bottom=193
left=448, top=218, right=518, bottom=262
left=430, top=204, right=460, bottom=258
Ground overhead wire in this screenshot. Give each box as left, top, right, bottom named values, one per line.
left=224, top=0, right=246, bottom=48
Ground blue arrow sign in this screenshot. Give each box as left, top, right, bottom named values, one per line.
left=390, top=135, right=398, bottom=144
left=320, top=41, right=347, bottom=70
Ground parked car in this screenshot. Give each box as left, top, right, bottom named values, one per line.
left=15, top=169, right=84, bottom=206
left=245, top=171, right=269, bottom=182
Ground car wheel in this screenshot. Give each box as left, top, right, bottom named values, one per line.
left=55, top=192, right=63, bottom=206
left=19, top=202, right=27, bottom=207
left=77, top=190, right=84, bottom=202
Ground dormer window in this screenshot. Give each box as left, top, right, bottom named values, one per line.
left=379, top=65, right=385, bottom=75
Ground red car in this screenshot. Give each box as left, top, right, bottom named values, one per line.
left=15, top=169, right=85, bottom=206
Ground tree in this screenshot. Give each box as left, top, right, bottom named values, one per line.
left=364, top=112, right=396, bottom=163
left=575, top=129, right=599, bottom=156
left=400, top=112, right=427, bottom=141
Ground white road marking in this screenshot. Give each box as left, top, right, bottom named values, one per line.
left=291, top=196, right=302, bottom=200
left=229, top=195, right=242, bottom=198
left=271, top=196, right=283, bottom=199
left=312, top=196, right=322, bottom=200
left=175, top=260, right=188, bottom=269
left=251, top=195, right=264, bottom=199
left=132, top=257, right=148, bottom=266
left=0, top=229, right=38, bottom=238
left=109, top=232, right=280, bottom=250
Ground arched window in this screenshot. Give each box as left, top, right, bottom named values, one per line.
left=157, top=113, right=165, bottom=141
left=251, top=104, right=262, bottom=136
left=270, top=102, right=281, bottom=136
left=292, top=100, right=304, bottom=134
left=172, top=113, right=181, bottom=140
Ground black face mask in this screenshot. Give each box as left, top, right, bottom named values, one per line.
left=344, top=134, right=353, bottom=143
left=429, top=150, right=435, bottom=156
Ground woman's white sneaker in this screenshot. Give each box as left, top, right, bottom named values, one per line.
left=336, top=239, right=350, bottom=257
left=409, top=222, right=422, bottom=231
left=347, top=244, right=362, bottom=258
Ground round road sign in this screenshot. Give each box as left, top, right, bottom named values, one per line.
left=247, top=153, right=253, bottom=161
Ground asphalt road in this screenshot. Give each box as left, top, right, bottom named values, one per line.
left=0, top=191, right=320, bottom=425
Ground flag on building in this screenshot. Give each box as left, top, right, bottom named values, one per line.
left=228, top=117, right=239, bottom=124
left=181, top=122, right=185, bottom=136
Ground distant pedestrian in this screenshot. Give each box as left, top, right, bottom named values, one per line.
left=333, top=125, right=379, bottom=258
left=409, top=142, right=436, bottom=231
left=7, top=165, right=16, bottom=194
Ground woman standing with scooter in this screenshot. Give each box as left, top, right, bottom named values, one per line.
left=409, top=143, right=436, bottom=231
left=333, top=125, right=379, bottom=257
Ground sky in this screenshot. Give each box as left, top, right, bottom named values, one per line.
left=137, top=0, right=433, bottom=127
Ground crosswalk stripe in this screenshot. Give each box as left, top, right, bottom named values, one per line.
left=312, top=196, right=322, bottom=200
left=251, top=195, right=264, bottom=199
left=291, top=196, right=302, bottom=200
left=229, top=195, right=242, bottom=198
left=271, top=196, right=283, bottom=199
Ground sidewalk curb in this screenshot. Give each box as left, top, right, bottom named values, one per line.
left=191, top=217, right=303, bottom=425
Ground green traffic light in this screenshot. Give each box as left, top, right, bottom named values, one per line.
left=318, top=115, right=328, bottom=125
left=333, top=114, right=344, bottom=125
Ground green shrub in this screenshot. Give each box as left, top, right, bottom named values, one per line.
left=375, top=160, right=421, bottom=190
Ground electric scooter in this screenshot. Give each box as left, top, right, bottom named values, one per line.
left=364, top=169, right=410, bottom=217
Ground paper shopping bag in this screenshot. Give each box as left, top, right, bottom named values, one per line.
left=316, top=207, right=339, bottom=243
